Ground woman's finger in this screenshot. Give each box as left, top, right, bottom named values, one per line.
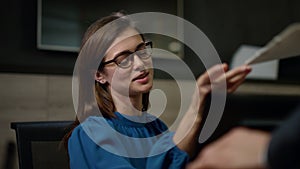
left=213, top=65, right=251, bottom=84
left=199, top=63, right=228, bottom=85
left=227, top=75, right=247, bottom=93
left=225, top=65, right=251, bottom=80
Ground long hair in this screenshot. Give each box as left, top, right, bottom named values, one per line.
left=63, top=11, right=150, bottom=155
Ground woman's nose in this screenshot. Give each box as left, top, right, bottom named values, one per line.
left=132, top=54, right=145, bottom=70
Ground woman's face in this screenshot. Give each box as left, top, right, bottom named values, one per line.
left=99, top=28, right=153, bottom=97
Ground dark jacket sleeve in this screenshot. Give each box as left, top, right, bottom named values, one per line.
left=267, top=106, right=300, bottom=169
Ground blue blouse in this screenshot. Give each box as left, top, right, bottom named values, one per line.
left=68, top=112, right=189, bottom=169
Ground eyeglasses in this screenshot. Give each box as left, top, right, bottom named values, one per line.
left=100, top=41, right=153, bottom=69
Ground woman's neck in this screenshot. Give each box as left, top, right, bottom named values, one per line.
left=112, top=92, right=143, bottom=116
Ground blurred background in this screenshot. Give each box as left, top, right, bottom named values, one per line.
left=1, top=0, right=300, bottom=168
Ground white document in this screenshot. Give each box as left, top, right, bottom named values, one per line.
left=231, top=45, right=278, bottom=80
left=245, top=23, right=300, bottom=65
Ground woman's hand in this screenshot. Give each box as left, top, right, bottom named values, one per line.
left=197, top=63, right=251, bottom=97
left=189, top=63, right=251, bottom=115
left=174, top=63, right=251, bottom=157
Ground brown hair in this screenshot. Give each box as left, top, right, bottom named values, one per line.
left=62, top=11, right=150, bottom=158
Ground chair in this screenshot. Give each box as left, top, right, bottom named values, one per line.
left=11, top=121, right=73, bottom=169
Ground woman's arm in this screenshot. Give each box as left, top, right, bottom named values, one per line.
left=173, top=63, right=251, bottom=157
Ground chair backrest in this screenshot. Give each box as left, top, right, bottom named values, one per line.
left=11, top=121, right=73, bottom=169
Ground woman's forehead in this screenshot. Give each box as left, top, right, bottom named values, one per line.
left=105, top=28, right=143, bottom=58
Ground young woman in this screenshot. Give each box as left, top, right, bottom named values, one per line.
left=64, top=12, right=251, bottom=169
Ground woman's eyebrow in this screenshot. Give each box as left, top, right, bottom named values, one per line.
left=134, top=42, right=146, bottom=51
left=114, top=50, right=132, bottom=58
left=113, top=42, right=145, bottom=57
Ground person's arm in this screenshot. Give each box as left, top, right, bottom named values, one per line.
left=174, top=63, right=251, bottom=157
left=186, top=127, right=271, bottom=169
left=187, top=108, right=300, bottom=169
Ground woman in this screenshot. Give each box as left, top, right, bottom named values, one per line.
left=64, top=12, right=251, bottom=169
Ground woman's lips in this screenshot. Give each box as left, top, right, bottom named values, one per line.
left=132, top=72, right=149, bottom=83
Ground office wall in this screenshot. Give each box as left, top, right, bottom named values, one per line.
left=184, top=0, right=300, bottom=60
left=184, top=0, right=300, bottom=80
left=2, top=0, right=300, bottom=79
left=0, top=74, right=74, bottom=169
left=1, top=0, right=76, bottom=75
left=1, top=0, right=178, bottom=75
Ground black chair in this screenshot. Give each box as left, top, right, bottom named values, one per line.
left=11, top=121, right=73, bottom=169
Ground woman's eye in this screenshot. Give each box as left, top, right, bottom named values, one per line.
left=116, top=54, right=129, bottom=64
left=117, top=54, right=131, bottom=66
left=137, top=49, right=151, bottom=58
left=137, top=50, right=147, bottom=57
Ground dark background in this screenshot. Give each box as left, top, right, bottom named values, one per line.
left=1, top=0, right=300, bottom=82
left=184, top=0, right=300, bottom=82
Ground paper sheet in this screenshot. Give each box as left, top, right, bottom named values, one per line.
left=231, top=45, right=278, bottom=80
left=245, top=23, right=300, bottom=65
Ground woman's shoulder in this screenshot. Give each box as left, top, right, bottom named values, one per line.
left=69, top=116, right=137, bottom=157
left=69, top=116, right=114, bottom=143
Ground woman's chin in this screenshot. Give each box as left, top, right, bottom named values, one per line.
left=130, top=84, right=152, bottom=95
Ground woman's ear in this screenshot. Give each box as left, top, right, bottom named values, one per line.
left=95, top=71, right=107, bottom=84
